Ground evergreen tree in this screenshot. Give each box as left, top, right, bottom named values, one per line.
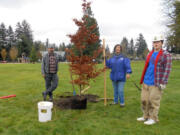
left=0, top=23, right=7, bottom=50
left=59, top=42, right=66, bottom=51
left=135, top=33, right=148, bottom=59
left=15, top=22, right=23, bottom=41
left=15, top=20, right=33, bottom=57
left=163, top=0, right=180, bottom=53
left=30, top=46, right=37, bottom=63
left=120, top=37, right=128, bottom=55
left=66, top=43, right=73, bottom=49
left=7, top=26, right=15, bottom=45
left=45, top=38, right=49, bottom=50
left=21, top=20, right=33, bottom=43
left=17, top=35, right=31, bottom=57
left=6, top=26, right=15, bottom=60
left=52, top=43, right=58, bottom=51
left=143, top=48, right=149, bottom=59
left=105, top=45, right=111, bottom=58
left=34, top=41, right=41, bottom=51
left=129, top=38, right=134, bottom=56
left=81, top=0, right=101, bottom=56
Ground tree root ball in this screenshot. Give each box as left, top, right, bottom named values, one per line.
left=54, top=93, right=99, bottom=110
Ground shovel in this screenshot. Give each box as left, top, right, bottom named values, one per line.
left=0, top=94, right=16, bottom=99
left=70, top=70, right=76, bottom=96
left=130, top=78, right=141, bottom=91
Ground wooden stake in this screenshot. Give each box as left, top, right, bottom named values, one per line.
left=103, top=39, right=107, bottom=106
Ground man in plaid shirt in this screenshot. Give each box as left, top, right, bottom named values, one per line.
left=41, top=45, right=61, bottom=101
left=137, top=35, right=172, bottom=125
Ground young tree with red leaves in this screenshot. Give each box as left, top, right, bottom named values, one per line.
left=67, top=0, right=104, bottom=95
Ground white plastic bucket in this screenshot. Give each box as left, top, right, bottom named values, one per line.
left=38, top=101, right=53, bottom=122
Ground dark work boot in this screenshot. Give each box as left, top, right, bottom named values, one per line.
left=49, top=92, right=53, bottom=102
left=42, top=92, right=47, bottom=101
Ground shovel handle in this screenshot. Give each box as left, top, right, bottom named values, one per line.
left=0, top=95, right=16, bottom=99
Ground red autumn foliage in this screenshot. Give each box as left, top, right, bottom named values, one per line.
left=67, top=0, right=104, bottom=94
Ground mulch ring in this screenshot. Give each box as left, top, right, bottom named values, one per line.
left=54, top=92, right=100, bottom=110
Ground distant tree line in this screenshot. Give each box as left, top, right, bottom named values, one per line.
left=0, top=20, right=149, bottom=62
left=163, top=0, right=180, bottom=54
left=2, top=0, right=177, bottom=62
left=0, top=20, right=70, bottom=62
left=0, top=20, right=43, bottom=62
left=105, top=33, right=149, bottom=60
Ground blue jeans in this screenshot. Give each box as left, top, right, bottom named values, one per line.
left=112, top=81, right=125, bottom=104
left=44, top=73, right=59, bottom=94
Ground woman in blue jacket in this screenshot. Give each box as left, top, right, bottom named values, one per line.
left=106, top=44, right=132, bottom=107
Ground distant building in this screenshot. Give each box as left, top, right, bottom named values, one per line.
left=171, top=53, right=180, bottom=60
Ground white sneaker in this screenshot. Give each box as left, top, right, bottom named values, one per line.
left=144, top=119, right=156, bottom=125
left=137, top=117, right=146, bottom=122
left=120, top=103, right=125, bottom=107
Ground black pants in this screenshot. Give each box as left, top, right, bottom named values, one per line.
left=44, top=73, right=58, bottom=95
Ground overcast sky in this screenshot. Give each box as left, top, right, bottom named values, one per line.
left=0, top=0, right=165, bottom=51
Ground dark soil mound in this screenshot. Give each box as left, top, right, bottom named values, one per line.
left=54, top=93, right=99, bottom=110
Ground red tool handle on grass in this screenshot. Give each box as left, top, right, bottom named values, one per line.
left=0, top=95, right=16, bottom=99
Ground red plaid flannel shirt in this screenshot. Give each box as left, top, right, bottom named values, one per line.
left=140, top=49, right=172, bottom=86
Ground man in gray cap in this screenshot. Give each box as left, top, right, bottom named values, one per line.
left=41, top=45, right=61, bottom=101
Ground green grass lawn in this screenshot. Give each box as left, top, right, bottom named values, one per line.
left=0, top=61, right=180, bottom=135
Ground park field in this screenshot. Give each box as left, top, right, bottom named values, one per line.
left=0, top=61, right=180, bottom=135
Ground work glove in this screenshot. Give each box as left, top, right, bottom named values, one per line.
left=159, top=84, right=166, bottom=90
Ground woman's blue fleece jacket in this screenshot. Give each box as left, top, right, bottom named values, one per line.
left=106, top=54, right=132, bottom=82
